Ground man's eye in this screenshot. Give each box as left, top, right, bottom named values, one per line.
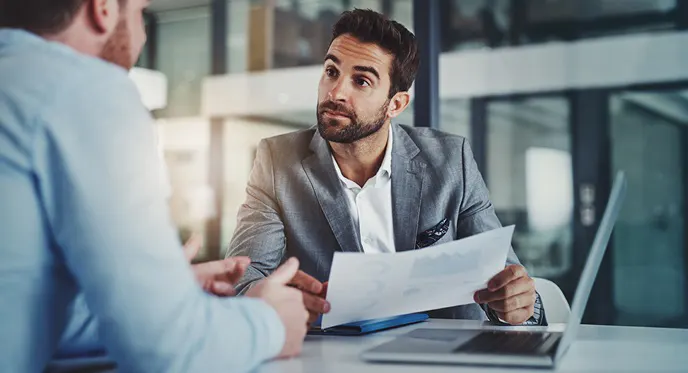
left=355, top=78, right=370, bottom=87
left=326, top=68, right=338, bottom=78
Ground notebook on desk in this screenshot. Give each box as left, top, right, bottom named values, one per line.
left=309, top=313, right=429, bottom=336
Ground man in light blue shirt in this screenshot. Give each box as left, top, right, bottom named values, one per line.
left=0, top=0, right=308, bottom=371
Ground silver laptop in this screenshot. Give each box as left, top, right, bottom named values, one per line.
left=361, top=172, right=627, bottom=369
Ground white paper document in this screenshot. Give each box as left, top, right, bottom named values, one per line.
left=321, top=226, right=515, bottom=329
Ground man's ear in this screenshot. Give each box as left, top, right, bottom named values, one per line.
left=386, top=91, right=411, bottom=119
left=87, top=0, right=120, bottom=34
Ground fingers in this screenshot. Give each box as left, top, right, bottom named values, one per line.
left=290, top=270, right=323, bottom=294
left=194, top=258, right=240, bottom=278
left=192, top=257, right=250, bottom=293
left=475, top=273, right=536, bottom=324
left=486, top=290, right=535, bottom=313
left=495, top=304, right=535, bottom=325
left=302, top=292, right=330, bottom=314
left=210, top=281, right=237, bottom=297
left=487, top=264, right=528, bottom=291
left=319, top=282, right=329, bottom=298
left=225, top=257, right=251, bottom=284
left=474, top=276, right=534, bottom=304
left=268, top=257, right=300, bottom=285
left=183, top=233, right=204, bottom=261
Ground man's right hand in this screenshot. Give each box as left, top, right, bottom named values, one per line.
left=289, top=271, right=330, bottom=325
left=246, top=258, right=309, bottom=359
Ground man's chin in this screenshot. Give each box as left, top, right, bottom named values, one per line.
left=318, top=126, right=350, bottom=143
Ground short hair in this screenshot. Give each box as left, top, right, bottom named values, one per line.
left=0, top=0, right=126, bottom=35
left=331, top=9, right=419, bottom=97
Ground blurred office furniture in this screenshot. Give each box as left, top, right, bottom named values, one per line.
left=534, top=277, right=571, bottom=324
left=129, top=67, right=168, bottom=111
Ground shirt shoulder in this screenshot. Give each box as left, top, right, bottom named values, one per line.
left=0, top=34, right=140, bottom=129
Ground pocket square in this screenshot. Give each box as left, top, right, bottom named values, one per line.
left=415, top=218, right=450, bottom=249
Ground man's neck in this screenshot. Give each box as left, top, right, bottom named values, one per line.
left=42, top=13, right=103, bottom=59
left=330, top=123, right=391, bottom=187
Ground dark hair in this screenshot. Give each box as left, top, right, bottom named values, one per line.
left=331, top=9, right=419, bottom=98
left=0, top=0, right=126, bottom=34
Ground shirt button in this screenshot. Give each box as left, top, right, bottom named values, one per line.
left=364, top=237, right=373, bottom=245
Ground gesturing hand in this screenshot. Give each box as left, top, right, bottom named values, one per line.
left=184, top=233, right=251, bottom=297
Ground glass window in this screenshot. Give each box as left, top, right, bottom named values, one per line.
left=610, top=90, right=688, bottom=328
left=438, top=0, right=679, bottom=50
left=524, top=0, right=677, bottom=43
left=156, top=6, right=211, bottom=118
left=227, top=0, right=251, bottom=73
left=232, top=0, right=417, bottom=71
left=440, top=0, right=511, bottom=51
left=486, top=97, right=572, bottom=278
left=392, top=0, right=414, bottom=33
left=527, top=0, right=676, bottom=22
left=135, top=14, right=151, bottom=68
left=437, top=99, right=471, bottom=140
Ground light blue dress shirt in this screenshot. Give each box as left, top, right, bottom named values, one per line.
left=0, top=29, right=285, bottom=372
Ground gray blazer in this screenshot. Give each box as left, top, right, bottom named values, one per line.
left=227, top=124, right=533, bottom=321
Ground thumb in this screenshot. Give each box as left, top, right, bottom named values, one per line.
left=193, top=259, right=237, bottom=278
left=183, top=233, right=203, bottom=262
left=267, top=257, right=300, bottom=285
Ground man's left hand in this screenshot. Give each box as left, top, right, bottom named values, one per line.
left=184, top=234, right=251, bottom=297
left=474, top=264, right=536, bottom=325
left=288, top=270, right=330, bottom=325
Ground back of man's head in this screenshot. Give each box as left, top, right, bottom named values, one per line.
left=0, top=0, right=145, bottom=70
left=0, top=0, right=93, bottom=35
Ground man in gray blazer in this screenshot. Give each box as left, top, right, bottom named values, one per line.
left=227, top=9, right=545, bottom=326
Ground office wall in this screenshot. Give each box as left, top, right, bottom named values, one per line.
left=156, top=6, right=211, bottom=118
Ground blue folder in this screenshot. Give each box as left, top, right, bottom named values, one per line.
left=308, top=313, right=429, bottom=336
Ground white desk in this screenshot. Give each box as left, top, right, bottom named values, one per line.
left=256, top=319, right=688, bottom=373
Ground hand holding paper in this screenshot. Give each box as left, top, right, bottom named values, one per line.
left=321, top=226, right=515, bottom=329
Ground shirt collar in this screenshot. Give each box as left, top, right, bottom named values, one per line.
left=332, top=125, right=394, bottom=190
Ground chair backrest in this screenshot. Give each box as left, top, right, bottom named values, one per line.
left=533, top=277, right=570, bottom=324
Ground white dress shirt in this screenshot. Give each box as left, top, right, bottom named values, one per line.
left=331, top=127, right=396, bottom=254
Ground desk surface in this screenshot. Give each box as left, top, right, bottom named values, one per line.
left=256, top=319, right=688, bottom=373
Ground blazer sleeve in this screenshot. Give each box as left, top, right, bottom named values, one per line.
left=226, top=139, right=287, bottom=293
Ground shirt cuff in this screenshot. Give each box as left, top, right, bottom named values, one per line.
left=482, top=292, right=547, bottom=326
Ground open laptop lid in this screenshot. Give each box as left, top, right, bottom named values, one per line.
left=553, top=172, right=627, bottom=364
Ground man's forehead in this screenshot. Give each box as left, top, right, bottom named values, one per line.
left=326, top=35, right=392, bottom=69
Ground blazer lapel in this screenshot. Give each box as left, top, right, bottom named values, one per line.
left=391, top=125, right=426, bottom=252
left=301, top=131, right=363, bottom=253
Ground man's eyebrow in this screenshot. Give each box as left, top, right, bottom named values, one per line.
left=353, top=65, right=380, bottom=80
left=324, top=54, right=340, bottom=64
left=324, top=54, right=380, bottom=80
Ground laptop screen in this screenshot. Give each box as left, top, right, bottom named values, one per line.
left=554, top=172, right=627, bottom=363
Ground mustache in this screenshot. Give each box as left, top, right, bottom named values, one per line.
left=318, top=101, right=355, bottom=118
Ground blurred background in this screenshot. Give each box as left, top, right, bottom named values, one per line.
left=130, top=0, right=688, bottom=329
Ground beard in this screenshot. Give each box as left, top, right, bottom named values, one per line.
left=317, top=99, right=389, bottom=144
left=100, top=16, right=133, bottom=70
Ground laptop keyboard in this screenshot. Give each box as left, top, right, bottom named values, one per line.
left=454, top=331, right=560, bottom=355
